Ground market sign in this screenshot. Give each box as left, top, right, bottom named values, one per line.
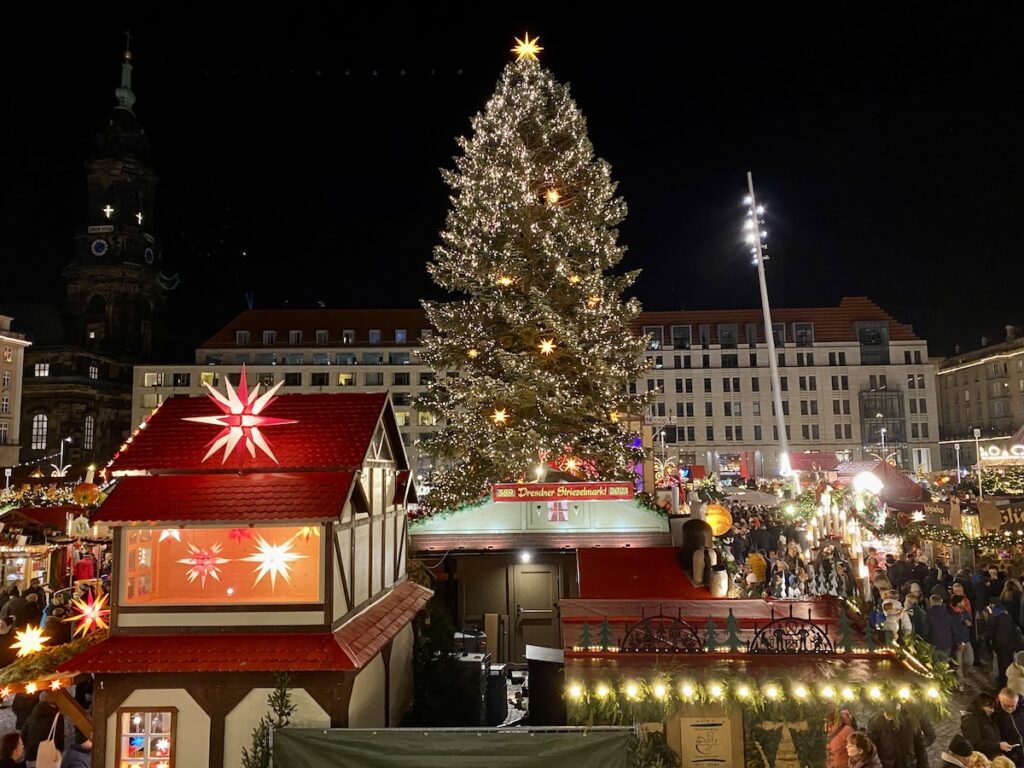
left=491, top=482, right=635, bottom=502
left=979, top=500, right=1024, bottom=532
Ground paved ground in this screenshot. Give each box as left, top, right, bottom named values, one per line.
left=927, top=664, right=997, bottom=762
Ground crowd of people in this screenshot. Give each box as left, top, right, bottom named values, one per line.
left=0, top=575, right=105, bottom=768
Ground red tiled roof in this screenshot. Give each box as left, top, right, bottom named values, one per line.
left=2, top=506, right=78, bottom=530
left=96, top=473, right=354, bottom=523
left=58, top=580, right=432, bottom=674
left=634, top=297, right=920, bottom=343
left=200, top=309, right=431, bottom=349
left=334, top=581, right=433, bottom=668
left=788, top=452, right=839, bottom=472
left=112, top=393, right=387, bottom=474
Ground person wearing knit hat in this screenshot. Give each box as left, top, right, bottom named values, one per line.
left=944, top=736, right=977, bottom=768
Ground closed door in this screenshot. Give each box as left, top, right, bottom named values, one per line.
left=512, top=562, right=560, bottom=662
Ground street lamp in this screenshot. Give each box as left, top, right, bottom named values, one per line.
left=880, top=427, right=887, bottom=461
left=55, top=436, right=73, bottom=478
left=744, top=173, right=789, bottom=476
left=974, top=428, right=983, bottom=500
left=954, top=442, right=961, bottom=481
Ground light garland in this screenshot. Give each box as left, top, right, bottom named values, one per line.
left=564, top=675, right=946, bottom=722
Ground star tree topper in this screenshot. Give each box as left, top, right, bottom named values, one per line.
left=512, top=33, right=543, bottom=61
left=184, top=364, right=297, bottom=464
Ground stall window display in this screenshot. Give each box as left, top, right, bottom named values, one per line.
left=116, top=708, right=175, bottom=768
left=122, top=525, right=322, bottom=606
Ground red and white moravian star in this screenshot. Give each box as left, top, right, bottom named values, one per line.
left=184, top=364, right=297, bottom=464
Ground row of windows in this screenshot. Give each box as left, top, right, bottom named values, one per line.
left=659, top=423, right=863, bottom=444
left=146, top=370, right=437, bottom=389
left=651, top=398, right=858, bottom=421
left=32, top=362, right=100, bottom=379
left=643, top=322, right=817, bottom=351
left=235, top=328, right=428, bottom=346
left=942, top=358, right=1024, bottom=387
left=206, top=351, right=415, bottom=366
left=647, top=351, right=867, bottom=370
left=29, top=414, right=95, bottom=451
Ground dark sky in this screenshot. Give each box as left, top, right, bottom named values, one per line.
left=3, top=3, right=1023, bottom=357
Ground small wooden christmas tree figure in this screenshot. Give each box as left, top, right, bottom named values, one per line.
left=599, top=616, right=613, bottom=651
left=724, top=608, right=743, bottom=653
left=837, top=608, right=855, bottom=653
left=704, top=617, right=718, bottom=652
left=579, top=621, right=594, bottom=650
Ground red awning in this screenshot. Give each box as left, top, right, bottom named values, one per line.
left=788, top=453, right=839, bottom=472
left=58, top=580, right=431, bottom=674
left=96, top=472, right=355, bottom=524
left=1, top=506, right=77, bottom=531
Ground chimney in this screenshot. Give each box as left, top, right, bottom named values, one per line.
left=982, top=336, right=990, bottom=347
left=1008, top=325, right=1019, bottom=342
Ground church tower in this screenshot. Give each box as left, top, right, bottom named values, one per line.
left=64, top=45, right=164, bottom=360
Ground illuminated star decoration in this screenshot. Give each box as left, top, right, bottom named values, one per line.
left=491, top=408, right=509, bottom=425
left=512, top=33, right=543, bottom=61
left=495, top=275, right=514, bottom=287
left=50, top=680, right=62, bottom=691
left=467, top=348, right=480, bottom=359
left=564, top=457, right=579, bottom=473
left=159, top=529, right=181, bottom=543
left=294, top=526, right=321, bottom=543
left=545, top=188, right=561, bottom=204
left=177, top=543, right=231, bottom=588
left=538, top=338, right=557, bottom=356
left=65, top=591, right=111, bottom=637
left=12, top=625, right=50, bottom=657
left=184, top=364, right=297, bottom=464
left=155, top=738, right=171, bottom=756
left=242, top=535, right=307, bottom=591
left=25, top=682, right=37, bottom=694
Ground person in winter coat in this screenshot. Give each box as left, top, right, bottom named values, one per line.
left=926, top=595, right=956, bottom=658
left=994, top=689, right=1024, bottom=768
left=59, top=729, right=91, bottom=768
left=21, top=691, right=64, bottom=764
left=827, top=708, right=857, bottom=768
left=1, top=587, right=28, bottom=629
left=963, top=692, right=1013, bottom=760
left=867, top=707, right=936, bottom=768
left=22, top=594, right=41, bottom=630
left=1004, top=582, right=1024, bottom=628
left=952, top=595, right=976, bottom=684
left=943, top=736, right=977, bottom=768
left=847, top=732, right=884, bottom=768
left=11, top=692, right=39, bottom=731
left=905, top=595, right=929, bottom=638
left=987, top=603, right=1024, bottom=688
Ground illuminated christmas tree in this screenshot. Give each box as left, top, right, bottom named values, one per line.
left=417, top=35, right=650, bottom=513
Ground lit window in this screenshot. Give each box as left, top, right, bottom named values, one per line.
left=143, top=372, right=163, bottom=387
left=394, top=411, right=410, bottom=426
left=342, top=330, right=355, bottom=344
left=34, top=363, right=50, bottom=377
left=122, top=525, right=322, bottom=606
left=31, top=413, right=47, bottom=450
left=368, top=329, right=381, bottom=344
left=89, top=363, right=99, bottom=380
left=117, top=708, right=176, bottom=768
left=199, top=372, right=219, bottom=388
left=395, top=329, right=407, bottom=344
left=417, top=411, right=439, bottom=426
left=337, top=373, right=355, bottom=387
left=1, top=348, right=10, bottom=363
left=83, top=415, right=95, bottom=450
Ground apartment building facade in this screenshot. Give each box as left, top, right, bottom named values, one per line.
left=937, top=325, right=1024, bottom=469
left=0, top=315, right=31, bottom=469
left=132, top=298, right=939, bottom=483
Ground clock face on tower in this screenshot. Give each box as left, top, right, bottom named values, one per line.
left=90, top=239, right=109, bottom=257
left=144, top=247, right=155, bottom=264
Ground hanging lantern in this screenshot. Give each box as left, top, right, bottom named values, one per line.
left=704, top=504, right=734, bottom=537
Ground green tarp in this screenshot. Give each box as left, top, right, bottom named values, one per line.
left=273, top=727, right=630, bottom=768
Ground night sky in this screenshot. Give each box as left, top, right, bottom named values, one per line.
left=3, top=3, right=1023, bottom=358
